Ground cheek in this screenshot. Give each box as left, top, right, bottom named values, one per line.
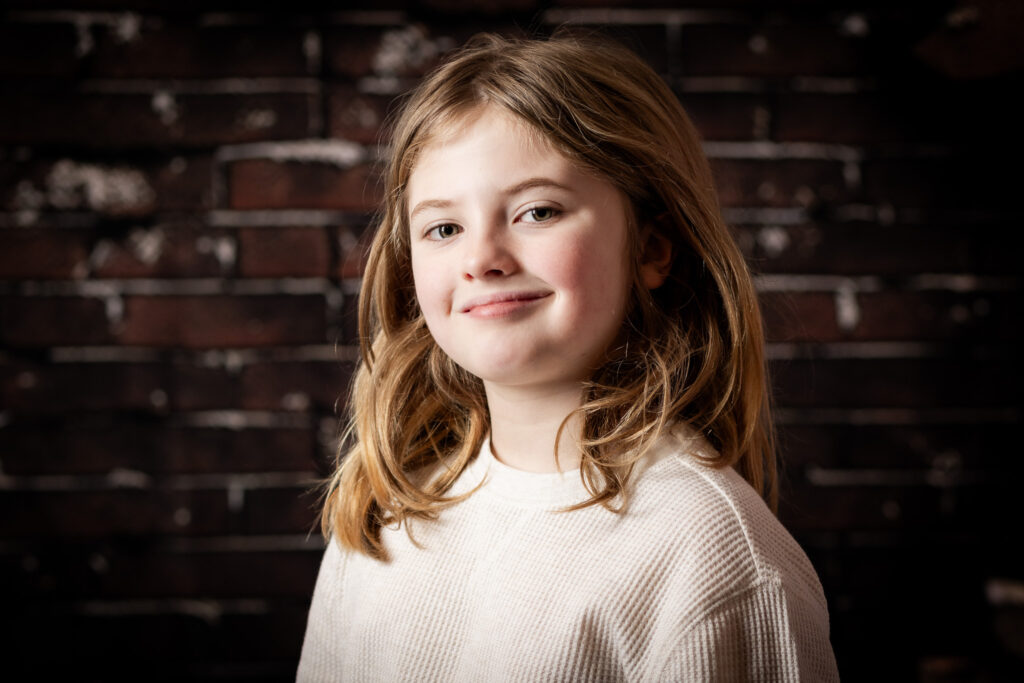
left=552, top=236, right=630, bottom=303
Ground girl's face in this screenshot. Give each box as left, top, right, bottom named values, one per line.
left=406, top=106, right=634, bottom=394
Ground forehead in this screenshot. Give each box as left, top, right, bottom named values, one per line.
left=413, top=105, right=551, bottom=166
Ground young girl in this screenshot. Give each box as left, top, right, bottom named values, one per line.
left=299, top=33, right=839, bottom=681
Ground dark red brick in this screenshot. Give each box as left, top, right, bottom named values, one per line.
left=117, top=295, right=328, bottom=347
left=735, top=222, right=1023, bottom=276
left=710, top=158, right=852, bottom=208
left=239, top=360, right=353, bottom=413
left=778, top=423, right=1022, bottom=472
left=0, top=228, right=91, bottom=279
left=862, top=156, right=1017, bottom=210
left=678, top=21, right=875, bottom=77
left=0, top=92, right=314, bottom=149
left=244, top=487, right=322, bottom=535
left=775, top=93, right=918, bottom=144
left=0, top=360, right=240, bottom=414
left=771, top=357, right=1017, bottom=409
left=762, top=290, right=1023, bottom=343
left=0, top=296, right=113, bottom=347
left=678, top=92, right=766, bottom=141
left=237, top=227, right=331, bottom=278
left=0, top=22, right=79, bottom=78
left=323, top=25, right=453, bottom=79
left=335, top=223, right=375, bottom=280
left=780, top=484, right=941, bottom=532
left=1, top=155, right=213, bottom=217
left=328, top=85, right=393, bottom=145
left=90, top=222, right=228, bottom=279
left=0, top=418, right=320, bottom=475
left=228, top=158, right=382, bottom=210
left=20, top=548, right=323, bottom=600
left=87, top=23, right=310, bottom=78
left=0, top=489, right=231, bottom=538
left=761, top=291, right=837, bottom=343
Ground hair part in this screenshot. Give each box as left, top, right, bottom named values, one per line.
left=321, top=32, right=777, bottom=560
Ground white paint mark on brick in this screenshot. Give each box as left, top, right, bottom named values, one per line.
left=747, top=34, right=769, bottom=55
left=238, top=108, right=277, bottom=131
left=703, top=140, right=862, bottom=162
left=89, top=553, right=110, bottom=574
left=149, top=389, right=168, bottom=409
left=756, top=182, right=777, bottom=201
left=282, top=392, right=311, bottom=412
left=341, top=97, right=381, bottom=129
left=73, top=17, right=95, bottom=57
left=325, top=286, right=344, bottom=311
left=88, top=240, right=114, bottom=270
left=113, top=13, right=142, bottom=43
left=946, top=5, right=980, bottom=29
left=104, top=294, right=124, bottom=326
left=794, top=186, right=816, bottom=207
left=151, top=90, right=180, bottom=126
left=228, top=482, right=245, bottom=513
left=196, top=235, right=236, bottom=270
left=46, top=160, right=155, bottom=214
left=107, top=467, right=152, bottom=489
left=842, top=161, right=862, bottom=189
left=840, top=13, right=870, bottom=38
left=304, top=30, right=322, bottom=73
left=75, top=598, right=266, bottom=621
left=373, top=26, right=453, bottom=77
left=834, top=280, right=861, bottom=332
left=174, top=507, right=192, bottom=526
left=987, top=578, right=1024, bottom=606
left=881, top=500, right=901, bottom=520
left=216, top=139, right=364, bottom=168
left=15, top=210, right=40, bottom=227
left=878, top=203, right=896, bottom=225
left=753, top=105, right=771, bottom=140
left=13, top=180, right=45, bottom=211
left=128, top=227, right=165, bottom=265
left=757, top=226, right=790, bottom=257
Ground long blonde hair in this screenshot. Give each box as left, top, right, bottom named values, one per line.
left=322, top=32, right=776, bottom=560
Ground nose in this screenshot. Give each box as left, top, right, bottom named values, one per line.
left=462, top=228, right=517, bottom=281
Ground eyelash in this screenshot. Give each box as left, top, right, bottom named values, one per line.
left=422, top=206, right=561, bottom=241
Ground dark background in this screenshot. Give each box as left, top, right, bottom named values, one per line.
left=2, top=1, right=1022, bottom=680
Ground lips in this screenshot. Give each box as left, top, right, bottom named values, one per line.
left=459, top=290, right=552, bottom=318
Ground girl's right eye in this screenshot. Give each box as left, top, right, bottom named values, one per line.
left=426, top=223, right=461, bottom=241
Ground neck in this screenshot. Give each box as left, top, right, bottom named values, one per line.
left=484, top=382, right=585, bottom=473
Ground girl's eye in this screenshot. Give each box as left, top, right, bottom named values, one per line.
left=522, top=206, right=559, bottom=223
left=426, top=223, right=461, bottom=240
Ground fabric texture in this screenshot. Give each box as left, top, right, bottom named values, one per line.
left=298, top=427, right=840, bottom=682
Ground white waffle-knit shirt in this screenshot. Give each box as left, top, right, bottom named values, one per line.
left=298, top=427, right=839, bottom=681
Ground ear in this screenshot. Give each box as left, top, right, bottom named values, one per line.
left=639, top=229, right=673, bottom=290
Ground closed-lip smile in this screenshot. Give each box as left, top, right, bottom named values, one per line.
left=459, top=290, right=552, bottom=317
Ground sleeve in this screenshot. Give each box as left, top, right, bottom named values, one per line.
left=653, top=579, right=840, bottom=683
left=296, top=537, right=347, bottom=682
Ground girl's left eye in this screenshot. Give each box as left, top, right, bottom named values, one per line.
left=522, top=206, right=559, bottom=223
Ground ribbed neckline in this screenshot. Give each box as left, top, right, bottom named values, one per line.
left=459, top=426, right=705, bottom=509
left=459, top=435, right=590, bottom=508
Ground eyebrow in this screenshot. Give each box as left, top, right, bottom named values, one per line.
left=408, top=177, right=572, bottom=220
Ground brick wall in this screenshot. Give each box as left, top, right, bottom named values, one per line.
left=2, top=2, right=1022, bottom=680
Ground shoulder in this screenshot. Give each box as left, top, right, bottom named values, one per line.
left=628, top=426, right=827, bottom=612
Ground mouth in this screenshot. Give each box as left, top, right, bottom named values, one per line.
left=459, top=291, right=552, bottom=318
